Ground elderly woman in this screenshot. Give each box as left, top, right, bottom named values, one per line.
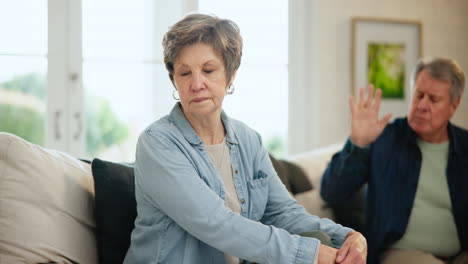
left=124, top=14, right=366, bottom=264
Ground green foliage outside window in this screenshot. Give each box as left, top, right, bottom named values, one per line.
left=0, top=73, right=129, bottom=156
left=2, top=73, right=288, bottom=158
left=0, top=74, right=46, bottom=146
left=85, top=96, right=129, bottom=155
left=0, top=104, right=45, bottom=145
left=266, top=135, right=286, bottom=159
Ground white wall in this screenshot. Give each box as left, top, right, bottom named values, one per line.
left=289, top=0, right=468, bottom=154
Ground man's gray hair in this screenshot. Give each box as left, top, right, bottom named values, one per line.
left=411, top=57, right=465, bottom=102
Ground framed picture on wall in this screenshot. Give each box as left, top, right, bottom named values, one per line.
left=351, top=17, right=422, bottom=117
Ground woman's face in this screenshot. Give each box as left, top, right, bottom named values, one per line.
left=173, top=42, right=231, bottom=120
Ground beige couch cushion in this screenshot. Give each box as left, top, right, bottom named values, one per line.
left=0, top=132, right=97, bottom=264
left=288, top=143, right=343, bottom=219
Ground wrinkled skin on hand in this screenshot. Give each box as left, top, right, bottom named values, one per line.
left=318, top=231, right=367, bottom=264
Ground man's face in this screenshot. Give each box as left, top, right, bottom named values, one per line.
left=407, top=69, right=460, bottom=143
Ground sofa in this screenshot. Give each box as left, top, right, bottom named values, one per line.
left=0, top=132, right=365, bottom=264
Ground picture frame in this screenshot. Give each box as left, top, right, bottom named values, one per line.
left=351, top=17, right=423, bottom=117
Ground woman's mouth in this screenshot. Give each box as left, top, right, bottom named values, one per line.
left=192, top=97, right=208, bottom=103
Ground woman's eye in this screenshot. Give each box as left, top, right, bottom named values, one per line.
left=204, top=70, right=214, bottom=74
left=180, top=72, right=190, bottom=76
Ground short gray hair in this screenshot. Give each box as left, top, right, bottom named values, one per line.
left=411, top=57, right=465, bottom=102
left=162, top=14, right=243, bottom=86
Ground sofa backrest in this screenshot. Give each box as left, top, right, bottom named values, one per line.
left=288, top=143, right=367, bottom=233
left=287, top=143, right=343, bottom=219
left=0, top=132, right=98, bottom=264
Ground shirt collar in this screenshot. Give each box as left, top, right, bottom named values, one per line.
left=169, top=103, right=239, bottom=146
left=447, top=122, right=461, bottom=155
left=403, top=117, right=460, bottom=155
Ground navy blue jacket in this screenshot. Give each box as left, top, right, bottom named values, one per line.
left=321, top=118, right=468, bottom=264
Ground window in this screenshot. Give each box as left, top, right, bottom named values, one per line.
left=199, top=0, right=288, bottom=157
left=0, top=1, right=47, bottom=146
left=1, top=0, right=289, bottom=160
left=82, top=1, right=191, bottom=161
left=82, top=1, right=166, bottom=161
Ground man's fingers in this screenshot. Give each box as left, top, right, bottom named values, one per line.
left=379, top=113, right=392, bottom=126
left=358, top=87, right=365, bottom=108
left=349, top=95, right=355, bottom=114
left=372, top=89, right=383, bottom=110
left=365, top=85, right=374, bottom=107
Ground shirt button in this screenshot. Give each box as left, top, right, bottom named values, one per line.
left=235, top=169, right=239, bottom=174
left=240, top=199, right=245, bottom=204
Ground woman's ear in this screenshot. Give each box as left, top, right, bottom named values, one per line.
left=228, top=71, right=237, bottom=86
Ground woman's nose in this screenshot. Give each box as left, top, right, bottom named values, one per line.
left=190, top=72, right=204, bottom=91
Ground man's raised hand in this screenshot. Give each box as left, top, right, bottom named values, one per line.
left=349, top=85, right=392, bottom=147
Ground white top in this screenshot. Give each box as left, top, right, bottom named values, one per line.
left=205, top=139, right=241, bottom=264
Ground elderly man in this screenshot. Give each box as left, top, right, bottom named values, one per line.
left=321, top=57, right=468, bottom=264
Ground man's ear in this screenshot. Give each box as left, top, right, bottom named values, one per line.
left=451, top=98, right=461, bottom=114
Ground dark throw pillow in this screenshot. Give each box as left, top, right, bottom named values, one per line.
left=269, top=154, right=313, bottom=194
left=91, top=158, right=137, bottom=264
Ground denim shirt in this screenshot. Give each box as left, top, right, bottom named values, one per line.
left=124, top=103, right=352, bottom=264
left=321, top=117, right=468, bottom=264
